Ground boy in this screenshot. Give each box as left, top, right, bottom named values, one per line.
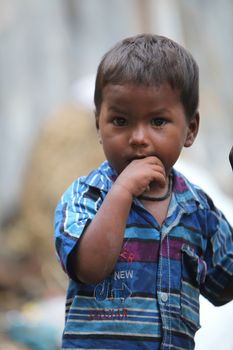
left=54, top=34, right=233, bottom=349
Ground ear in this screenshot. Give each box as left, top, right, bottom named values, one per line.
left=95, top=113, right=99, bottom=130
left=95, top=113, right=102, bottom=144
left=184, top=112, right=200, bottom=148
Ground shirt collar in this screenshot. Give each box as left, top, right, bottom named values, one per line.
left=84, top=161, right=116, bottom=192
left=172, top=168, right=209, bottom=213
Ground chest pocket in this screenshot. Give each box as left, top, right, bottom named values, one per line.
left=180, top=244, right=207, bottom=333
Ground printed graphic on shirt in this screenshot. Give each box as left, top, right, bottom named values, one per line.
left=94, top=242, right=135, bottom=303
left=94, top=274, right=133, bottom=302
left=88, top=308, right=128, bottom=321
left=119, top=245, right=135, bottom=263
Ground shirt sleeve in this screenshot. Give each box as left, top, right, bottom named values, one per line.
left=201, top=195, right=233, bottom=306
left=54, top=177, right=103, bottom=279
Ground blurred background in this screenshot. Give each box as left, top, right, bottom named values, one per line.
left=0, top=0, right=232, bottom=349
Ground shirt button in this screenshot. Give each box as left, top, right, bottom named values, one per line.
left=161, top=292, right=168, bottom=303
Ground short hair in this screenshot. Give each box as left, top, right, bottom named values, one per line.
left=94, top=33, right=199, bottom=120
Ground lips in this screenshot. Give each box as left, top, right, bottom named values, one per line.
left=126, top=155, right=149, bottom=164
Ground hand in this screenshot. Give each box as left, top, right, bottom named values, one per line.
left=114, top=156, right=166, bottom=197
left=229, top=146, right=233, bottom=170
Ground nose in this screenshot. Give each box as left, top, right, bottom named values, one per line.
left=129, top=125, right=149, bottom=147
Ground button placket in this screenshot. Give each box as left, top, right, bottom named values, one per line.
left=160, top=292, right=168, bottom=303
left=157, top=231, right=172, bottom=348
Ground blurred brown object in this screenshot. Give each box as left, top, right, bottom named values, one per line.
left=0, top=336, right=29, bottom=350
left=0, top=104, right=104, bottom=309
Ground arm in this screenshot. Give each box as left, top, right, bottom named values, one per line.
left=69, top=156, right=166, bottom=284
left=202, top=200, right=233, bottom=306
left=216, top=148, right=233, bottom=302
left=221, top=146, right=233, bottom=300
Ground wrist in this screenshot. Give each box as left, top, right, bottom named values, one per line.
left=111, top=181, right=134, bottom=200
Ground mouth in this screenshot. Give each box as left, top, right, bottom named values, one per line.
left=126, top=155, right=148, bottom=164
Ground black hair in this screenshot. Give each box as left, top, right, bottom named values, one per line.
left=94, top=33, right=199, bottom=120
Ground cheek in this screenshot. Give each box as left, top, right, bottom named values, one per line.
left=102, top=133, right=126, bottom=149
left=101, top=138, right=121, bottom=160
left=159, top=137, right=185, bottom=168
left=169, top=128, right=188, bottom=150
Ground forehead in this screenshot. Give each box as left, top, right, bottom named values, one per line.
left=101, top=83, right=183, bottom=113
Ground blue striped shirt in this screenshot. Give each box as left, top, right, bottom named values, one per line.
left=54, top=161, right=233, bottom=349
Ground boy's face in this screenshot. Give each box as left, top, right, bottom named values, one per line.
left=96, top=83, right=199, bottom=176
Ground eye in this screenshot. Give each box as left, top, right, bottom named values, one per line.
left=112, top=117, right=128, bottom=126
left=151, top=118, right=167, bottom=127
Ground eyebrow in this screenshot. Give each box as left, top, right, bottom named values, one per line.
left=107, top=106, right=127, bottom=114
left=147, top=108, right=169, bottom=116
left=108, top=106, right=169, bottom=114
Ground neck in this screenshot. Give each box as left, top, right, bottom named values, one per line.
left=139, top=174, right=172, bottom=202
